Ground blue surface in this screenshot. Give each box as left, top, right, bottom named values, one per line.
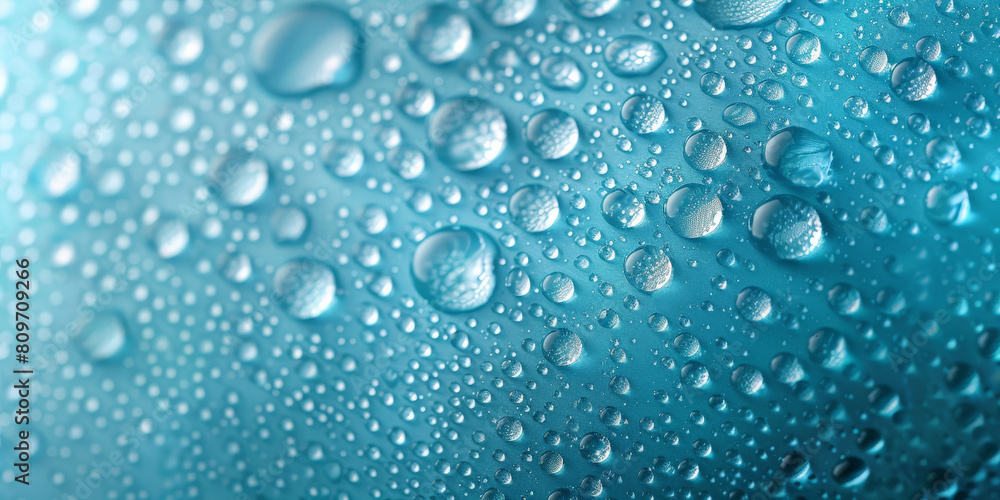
left=1, top=0, right=1000, bottom=498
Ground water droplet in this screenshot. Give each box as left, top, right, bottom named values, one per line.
left=624, top=246, right=673, bottom=292
left=694, top=0, right=788, bottom=28
left=251, top=5, right=362, bottom=95
left=160, top=24, right=204, bottom=66
left=565, top=0, right=620, bottom=18
left=664, top=183, right=723, bottom=238
left=209, top=154, right=269, bottom=207
left=154, top=218, right=190, bottom=259
left=479, top=0, right=537, bottom=26
left=736, top=286, right=773, bottom=322
left=832, top=457, right=870, bottom=487
left=621, top=93, right=666, bottom=134
left=496, top=417, right=523, bottom=441
left=543, top=329, right=583, bottom=366
left=764, top=127, right=833, bottom=188
left=408, top=6, right=473, bottom=64
left=859, top=46, right=889, bottom=73
left=579, top=432, right=611, bottom=462
left=602, top=189, right=646, bottom=228
left=411, top=227, right=498, bottom=312
left=540, top=55, right=586, bottom=90
left=273, top=258, right=337, bottom=320
left=925, top=181, right=970, bottom=224
left=31, top=147, right=81, bottom=198
left=731, top=364, right=764, bottom=395
left=323, top=140, right=365, bottom=178
left=428, top=97, right=508, bottom=170
left=786, top=31, right=822, bottom=65
left=684, top=129, right=728, bottom=171
left=604, top=36, right=666, bottom=77
left=78, top=312, right=127, bottom=361
left=723, top=103, right=757, bottom=127
left=891, top=58, right=938, bottom=101
left=510, top=184, right=560, bottom=233
left=750, top=195, right=824, bottom=260
left=526, top=109, right=580, bottom=160
left=542, top=272, right=575, bottom=302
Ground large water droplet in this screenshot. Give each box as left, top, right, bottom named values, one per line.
left=543, top=329, right=583, bottom=366
left=624, top=246, right=673, bottom=292
left=78, top=312, right=127, bottom=361
left=604, top=36, right=666, bottom=77
left=684, top=129, right=728, bottom=171
left=764, top=127, right=833, bottom=188
left=693, top=0, right=788, bottom=29
left=273, top=258, right=337, bottom=320
left=925, top=181, right=970, bottom=224
left=565, top=0, right=620, bottom=18
left=408, top=6, right=473, bottom=64
left=209, top=153, right=269, bottom=207
left=510, top=184, right=560, bottom=233
left=153, top=218, right=190, bottom=259
left=602, top=189, right=646, bottom=228
left=579, top=432, right=611, bottom=462
left=621, top=93, right=666, bottom=134
left=31, top=147, right=81, bottom=198
left=891, top=58, right=937, bottom=101
left=411, top=227, right=498, bottom=312
left=540, top=55, right=586, bottom=90
left=786, top=31, right=822, bottom=65
left=750, top=195, right=824, bottom=260
left=526, top=109, right=579, bottom=160
left=428, top=97, right=508, bottom=170
left=663, top=183, right=723, bottom=238
left=479, top=0, right=536, bottom=26
left=251, top=5, right=362, bottom=96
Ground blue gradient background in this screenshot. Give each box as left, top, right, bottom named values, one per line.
left=1, top=0, right=1000, bottom=499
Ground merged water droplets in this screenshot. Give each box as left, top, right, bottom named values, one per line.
left=251, top=5, right=362, bottom=95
